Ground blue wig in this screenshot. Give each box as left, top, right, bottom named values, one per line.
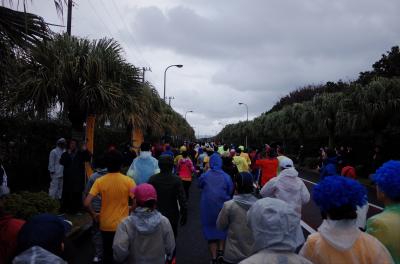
left=313, top=176, right=367, bottom=213
left=374, top=160, right=400, bottom=201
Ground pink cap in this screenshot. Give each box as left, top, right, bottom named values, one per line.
left=132, top=183, right=157, bottom=206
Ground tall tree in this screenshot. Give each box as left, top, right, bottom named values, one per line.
left=13, top=34, right=143, bottom=133
left=358, top=46, right=400, bottom=85
left=312, top=93, right=344, bottom=148
left=351, top=78, right=400, bottom=145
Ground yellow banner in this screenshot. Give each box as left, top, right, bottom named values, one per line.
left=85, top=115, right=95, bottom=178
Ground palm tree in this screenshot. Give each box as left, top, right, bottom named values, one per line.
left=350, top=78, right=400, bottom=145
left=283, top=102, right=315, bottom=144
left=0, top=6, right=50, bottom=50
left=312, top=92, right=344, bottom=148
left=13, top=34, right=142, bottom=134
left=1, top=0, right=66, bottom=49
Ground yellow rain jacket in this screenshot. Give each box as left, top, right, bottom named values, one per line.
left=367, top=204, right=400, bottom=264
left=300, top=219, right=394, bottom=264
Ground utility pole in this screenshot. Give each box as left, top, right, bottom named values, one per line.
left=67, top=0, right=72, bottom=36
left=167, top=96, right=175, bottom=106
left=142, top=67, right=152, bottom=83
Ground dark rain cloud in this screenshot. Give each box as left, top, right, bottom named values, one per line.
left=26, top=0, right=400, bottom=134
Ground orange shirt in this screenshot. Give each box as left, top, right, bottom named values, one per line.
left=256, top=158, right=279, bottom=187
left=89, top=172, right=135, bottom=231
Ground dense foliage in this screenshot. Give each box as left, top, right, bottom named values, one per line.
left=0, top=6, right=194, bottom=140
left=0, top=6, right=194, bottom=192
left=5, top=191, right=60, bottom=220
left=217, top=47, right=400, bottom=164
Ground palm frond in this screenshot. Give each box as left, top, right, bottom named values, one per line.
left=0, top=6, right=50, bottom=48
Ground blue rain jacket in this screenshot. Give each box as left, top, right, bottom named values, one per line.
left=198, top=154, right=234, bottom=240
left=127, top=152, right=160, bottom=184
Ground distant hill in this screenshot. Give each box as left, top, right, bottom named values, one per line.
left=267, top=45, right=400, bottom=113
left=267, top=81, right=350, bottom=113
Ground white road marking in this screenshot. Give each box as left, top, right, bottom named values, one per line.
left=301, top=220, right=316, bottom=234
left=301, top=178, right=316, bottom=185
left=300, top=177, right=384, bottom=211
left=368, top=203, right=383, bottom=210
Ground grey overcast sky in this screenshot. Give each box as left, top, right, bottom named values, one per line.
left=12, top=0, right=400, bottom=136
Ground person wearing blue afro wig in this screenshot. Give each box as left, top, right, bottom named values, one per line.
left=367, top=160, right=400, bottom=264
left=313, top=176, right=367, bottom=219
left=300, top=176, right=394, bottom=264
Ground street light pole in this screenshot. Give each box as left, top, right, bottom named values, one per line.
left=66, top=0, right=72, bottom=36
left=238, top=102, right=249, bottom=148
left=238, top=102, right=249, bottom=121
left=185, top=110, right=193, bottom=120
left=163, top=64, right=183, bottom=101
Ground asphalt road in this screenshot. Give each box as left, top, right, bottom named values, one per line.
left=67, top=171, right=383, bottom=264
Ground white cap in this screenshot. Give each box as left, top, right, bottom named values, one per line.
left=279, top=157, right=294, bottom=169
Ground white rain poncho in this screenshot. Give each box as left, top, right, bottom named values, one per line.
left=48, top=146, right=65, bottom=178
left=260, top=167, right=310, bottom=216
left=113, top=208, right=175, bottom=264
left=13, top=246, right=66, bottom=264
left=240, top=198, right=310, bottom=264
left=300, top=219, right=394, bottom=264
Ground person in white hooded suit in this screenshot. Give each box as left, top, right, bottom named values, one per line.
left=260, top=157, right=310, bottom=216
left=239, top=198, right=311, bottom=264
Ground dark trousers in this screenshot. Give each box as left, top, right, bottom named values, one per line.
left=182, top=180, right=191, bottom=199
left=101, top=231, right=115, bottom=264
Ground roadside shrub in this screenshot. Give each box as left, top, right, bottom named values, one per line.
left=4, top=191, right=59, bottom=220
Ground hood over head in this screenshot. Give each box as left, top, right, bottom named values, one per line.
left=13, top=246, right=66, bottom=264
left=233, top=194, right=258, bottom=210
left=247, top=198, right=304, bottom=252
left=276, top=168, right=302, bottom=191
left=139, top=151, right=153, bottom=159
left=318, top=219, right=361, bottom=251
left=278, top=167, right=298, bottom=178
left=210, top=153, right=223, bottom=170
left=131, top=207, right=162, bottom=234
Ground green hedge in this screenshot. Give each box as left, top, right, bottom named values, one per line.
left=5, top=191, right=60, bottom=220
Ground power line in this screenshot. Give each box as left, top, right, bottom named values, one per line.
left=98, top=0, right=121, bottom=33
left=85, top=0, right=140, bottom=66
left=110, top=0, right=151, bottom=68
left=87, top=0, right=115, bottom=38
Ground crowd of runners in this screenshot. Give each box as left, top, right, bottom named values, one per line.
left=0, top=140, right=399, bottom=264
